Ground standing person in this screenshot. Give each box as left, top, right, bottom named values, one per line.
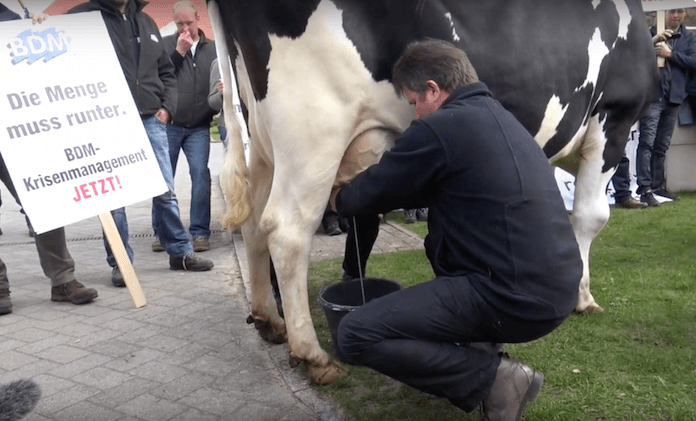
left=637, top=8, right=696, bottom=206
left=331, top=40, right=582, bottom=420
left=161, top=0, right=217, bottom=253
left=67, top=0, right=213, bottom=288
left=0, top=2, right=98, bottom=315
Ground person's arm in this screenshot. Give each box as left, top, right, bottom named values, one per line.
left=336, top=120, right=447, bottom=217
left=664, top=32, right=696, bottom=72
left=208, top=58, right=223, bottom=111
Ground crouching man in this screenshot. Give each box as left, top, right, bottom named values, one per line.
left=331, top=39, right=582, bottom=420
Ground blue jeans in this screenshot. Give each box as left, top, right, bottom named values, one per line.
left=105, top=116, right=192, bottom=266
left=611, top=154, right=632, bottom=203
left=636, top=101, right=679, bottom=193
left=166, top=124, right=211, bottom=239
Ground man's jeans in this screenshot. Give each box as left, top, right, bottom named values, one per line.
left=166, top=124, right=211, bottom=239
left=105, top=116, right=192, bottom=266
left=611, top=154, right=632, bottom=203
left=636, top=101, right=680, bottom=193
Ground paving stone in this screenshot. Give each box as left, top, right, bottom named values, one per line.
left=127, top=360, right=189, bottom=383
left=34, top=384, right=101, bottom=415
left=0, top=350, right=39, bottom=371
left=87, top=377, right=162, bottom=408
left=104, top=348, right=164, bottom=372
left=148, top=371, right=216, bottom=401
left=0, top=338, right=28, bottom=353
left=155, top=342, right=212, bottom=366
left=72, top=366, right=134, bottom=390
left=17, top=333, right=77, bottom=355
left=52, top=400, right=125, bottom=421
left=177, top=387, right=244, bottom=416
left=115, top=393, right=187, bottom=421
left=35, top=345, right=91, bottom=364
left=4, top=326, right=56, bottom=342
left=168, top=408, right=221, bottom=421
left=47, top=353, right=113, bottom=379
left=31, top=373, right=78, bottom=398
left=86, top=339, right=143, bottom=358
left=138, top=335, right=190, bottom=353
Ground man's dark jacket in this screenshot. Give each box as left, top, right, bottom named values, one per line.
left=68, top=0, right=177, bottom=117
left=0, top=3, right=21, bottom=21
left=163, top=30, right=217, bottom=127
left=336, top=82, right=582, bottom=321
left=652, top=24, right=696, bottom=105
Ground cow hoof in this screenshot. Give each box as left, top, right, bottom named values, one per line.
left=308, top=361, right=346, bottom=385
left=247, top=316, right=286, bottom=344
left=575, top=303, right=603, bottom=314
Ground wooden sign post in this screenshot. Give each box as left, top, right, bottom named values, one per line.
left=99, top=212, right=147, bottom=308
left=657, top=11, right=666, bottom=68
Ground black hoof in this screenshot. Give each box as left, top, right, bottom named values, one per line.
left=247, top=315, right=286, bottom=344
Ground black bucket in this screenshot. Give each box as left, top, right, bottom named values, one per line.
left=317, top=278, right=403, bottom=356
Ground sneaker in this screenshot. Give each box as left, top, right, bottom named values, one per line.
left=169, top=252, right=214, bottom=271
left=111, top=267, right=125, bottom=288
left=640, top=192, right=660, bottom=207
left=404, top=209, right=417, bottom=224
left=193, top=236, right=211, bottom=252
left=416, top=208, right=429, bottom=221
left=615, top=197, right=648, bottom=209
left=483, top=356, right=544, bottom=421
left=152, top=239, right=165, bottom=252
left=653, top=188, right=680, bottom=201
left=51, top=280, right=98, bottom=305
left=0, top=287, right=12, bottom=315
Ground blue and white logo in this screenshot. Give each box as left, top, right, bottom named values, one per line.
left=8, top=28, right=72, bottom=65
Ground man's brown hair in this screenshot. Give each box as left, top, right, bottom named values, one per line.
left=392, top=39, right=479, bottom=97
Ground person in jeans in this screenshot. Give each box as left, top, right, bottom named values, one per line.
left=68, top=0, right=213, bottom=287
left=0, top=1, right=97, bottom=315
left=636, top=8, right=696, bottom=206
left=160, top=0, right=218, bottom=253
left=331, top=40, right=582, bottom=420
left=611, top=153, right=647, bottom=209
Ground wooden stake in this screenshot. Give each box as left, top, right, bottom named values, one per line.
left=99, top=212, right=147, bottom=308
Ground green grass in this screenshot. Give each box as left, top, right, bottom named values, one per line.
left=306, top=195, right=696, bottom=421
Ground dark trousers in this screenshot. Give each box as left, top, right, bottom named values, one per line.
left=611, top=154, right=632, bottom=203
left=0, top=155, right=76, bottom=288
left=337, top=275, right=566, bottom=412
left=342, top=214, right=380, bottom=279
left=636, top=101, right=679, bottom=193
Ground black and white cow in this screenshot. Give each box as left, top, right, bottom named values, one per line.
left=207, top=0, right=658, bottom=384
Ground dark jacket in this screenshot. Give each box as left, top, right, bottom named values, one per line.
left=68, top=0, right=177, bottom=117
left=0, top=3, right=21, bottom=21
left=336, top=82, right=582, bottom=321
left=652, top=24, right=696, bottom=105
left=163, top=30, right=217, bottom=127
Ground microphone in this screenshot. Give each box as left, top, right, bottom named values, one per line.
left=0, top=380, right=41, bottom=421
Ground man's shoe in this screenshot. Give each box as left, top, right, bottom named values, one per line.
left=0, top=287, right=12, bottom=315
left=404, top=209, right=417, bottom=224
left=483, top=356, right=544, bottom=421
left=615, top=197, right=648, bottom=209
left=152, top=239, right=165, bottom=252
left=415, top=208, right=428, bottom=221
left=111, top=267, right=125, bottom=288
left=51, top=281, right=98, bottom=305
left=640, top=193, right=660, bottom=207
left=325, top=222, right=342, bottom=236
left=193, top=236, right=211, bottom=252
left=169, top=252, right=214, bottom=271
left=653, top=188, right=680, bottom=201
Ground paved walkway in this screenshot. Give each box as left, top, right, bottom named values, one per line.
left=0, top=141, right=424, bottom=421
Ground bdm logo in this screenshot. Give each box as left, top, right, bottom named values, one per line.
left=8, top=28, right=72, bottom=65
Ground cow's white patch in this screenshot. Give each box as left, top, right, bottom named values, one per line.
left=576, top=28, right=609, bottom=95
left=609, top=0, right=631, bottom=43
left=444, top=12, right=461, bottom=42
left=534, top=94, right=568, bottom=149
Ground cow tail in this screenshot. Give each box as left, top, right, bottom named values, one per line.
left=209, top=1, right=251, bottom=228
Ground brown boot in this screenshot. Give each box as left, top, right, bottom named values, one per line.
left=483, top=356, right=543, bottom=421
left=51, top=280, right=98, bottom=304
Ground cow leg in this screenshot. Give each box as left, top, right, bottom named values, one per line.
left=569, top=126, right=615, bottom=314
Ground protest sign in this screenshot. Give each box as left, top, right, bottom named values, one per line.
left=0, top=12, right=167, bottom=235
left=642, top=0, right=696, bottom=12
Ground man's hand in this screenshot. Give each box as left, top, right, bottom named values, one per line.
left=155, top=108, right=170, bottom=124
left=29, top=12, right=48, bottom=24
left=217, top=80, right=224, bottom=92
left=653, top=29, right=674, bottom=45
left=655, top=42, right=672, bottom=59
left=176, top=32, right=194, bottom=56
